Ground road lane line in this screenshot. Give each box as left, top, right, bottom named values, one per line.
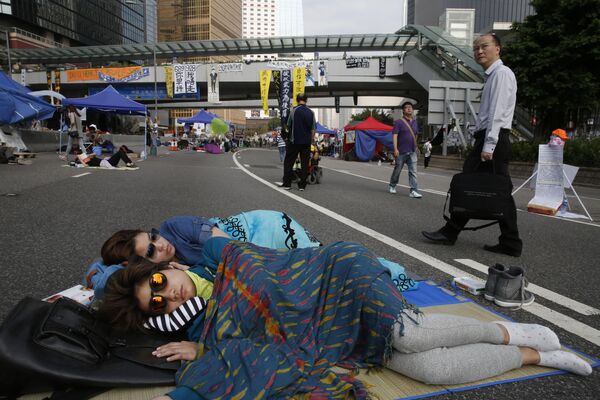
left=72, top=172, right=91, bottom=178
left=320, top=166, right=448, bottom=196
left=321, top=165, right=599, bottom=227
left=525, top=303, right=600, bottom=347
left=234, top=150, right=600, bottom=346
left=455, top=258, right=600, bottom=316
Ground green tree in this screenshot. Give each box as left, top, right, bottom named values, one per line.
left=350, top=108, right=393, bottom=125
left=268, top=117, right=281, bottom=130
left=503, top=0, right=600, bottom=138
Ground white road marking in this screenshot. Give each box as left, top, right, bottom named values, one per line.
left=72, top=172, right=91, bottom=178
left=455, top=258, right=600, bottom=316
left=321, top=165, right=599, bottom=228
left=525, top=303, right=600, bottom=347
left=233, top=149, right=600, bottom=346
left=321, top=166, right=448, bottom=196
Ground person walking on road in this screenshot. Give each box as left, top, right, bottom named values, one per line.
left=60, top=105, right=86, bottom=160
left=422, top=33, right=523, bottom=257
left=281, top=93, right=315, bottom=191
left=423, top=140, right=432, bottom=168
left=389, top=101, right=422, bottom=198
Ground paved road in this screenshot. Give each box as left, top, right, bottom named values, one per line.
left=0, top=147, right=598, bottom=399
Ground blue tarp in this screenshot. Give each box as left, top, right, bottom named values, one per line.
left=62, top=85, right=146, bottom=115
left=0, top=72, right=56, bottom=125
left=315, top=122, right=336, bottom=135
left=354, top=129, right=394, bottom=161
left=178, top=110, right=218, bottom=124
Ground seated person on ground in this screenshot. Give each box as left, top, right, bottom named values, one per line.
left=76, top=145, right=136, bottom=168
left=100, top=238, right=591, bottom=400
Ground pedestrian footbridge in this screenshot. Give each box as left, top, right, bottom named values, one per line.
left=5, top=25, right=533, bottom=137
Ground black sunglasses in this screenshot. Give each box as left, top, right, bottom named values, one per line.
left=149, top=271, right=168, bottom=313
left=145, top=228, right=159, bottom=259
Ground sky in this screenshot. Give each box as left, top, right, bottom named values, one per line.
left=302, top=0, right=405, bottom=36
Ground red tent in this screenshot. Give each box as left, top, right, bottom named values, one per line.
left=343, top=117, right=394, bottom=160
left=344, top=116, right=393, bottom=132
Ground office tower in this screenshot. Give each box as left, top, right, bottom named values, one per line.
left=157, top=0, right=244, bottom=126
left=0, top=0, right=147, bottom=48
left=158, top=0, right=241, bottom=58
left=145, top=0, right=158, bottom=43
left=278, top=0, right=303, bottom=37
left=242, top=0, right=279, bottom=61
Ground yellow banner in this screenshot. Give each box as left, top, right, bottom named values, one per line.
left=259, top=70, right=272, bottom=114
left=66, top=66, right=143, bottom=82
left=292, top=67, right=305, bottom=107
left=165, top=66, right=173, bottom=98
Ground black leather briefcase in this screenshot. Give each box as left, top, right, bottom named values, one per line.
left=444, top=171, right=513, bottom=229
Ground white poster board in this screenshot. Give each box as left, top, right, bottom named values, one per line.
left=527, top=145, right=566, bottom=214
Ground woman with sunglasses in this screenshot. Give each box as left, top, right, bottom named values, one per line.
left=100, top=237, right=591, bottom=400
left=88, top=210, right=322, bottom=295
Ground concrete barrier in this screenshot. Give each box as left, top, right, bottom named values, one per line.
left=19, top=130, right=146, bottom=152
left=425, top=155, right=600, bottom=188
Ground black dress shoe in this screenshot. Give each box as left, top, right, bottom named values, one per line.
left=483, top=244, right=522, bottom=257
left=422, top=230, right=455, bottom=245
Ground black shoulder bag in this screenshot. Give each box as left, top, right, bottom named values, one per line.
left=34, top=297, right=110, bottom=364
left=0, top=297, right=182, bottom=398
left=444, top=163, right=514, bottom=231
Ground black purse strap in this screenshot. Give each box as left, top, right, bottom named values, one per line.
left=443, top=189, right=499, bottom=231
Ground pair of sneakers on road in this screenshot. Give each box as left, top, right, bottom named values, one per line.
left=485, top=264, right=534, bottom=308
left=389, top=185, right=422, bottom=198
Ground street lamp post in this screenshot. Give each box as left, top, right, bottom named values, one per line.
left=153, top=42, right=158, bottom=122
left=2, top=29, right=11, bottom=72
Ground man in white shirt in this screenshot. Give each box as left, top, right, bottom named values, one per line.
left=422, top=34, right=522, bottom=257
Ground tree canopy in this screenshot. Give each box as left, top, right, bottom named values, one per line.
left=503, top=0, right=600, bottom=137
left=350, top=108, right=393, bottom=125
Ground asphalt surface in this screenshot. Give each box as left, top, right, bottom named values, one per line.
left=0, top=146, right=598, bottom=399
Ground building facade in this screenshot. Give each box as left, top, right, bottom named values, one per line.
left=439, top=8, right=475, bottom=46
left=278, top=0, right=303, bottom=37
left=242, top=0, right=279, bottom=61
left=157, top=0, right=244, bottom=126
left=158, top=0, right=241, bottom=46
left=0, top=0, right=147, bottom=48
left=407, top=0, right=534, bottom=34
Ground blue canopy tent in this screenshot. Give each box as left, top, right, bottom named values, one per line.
left=343, top=116, right=393, bottom=161
left=315, top=122, right=337, bottom=135
left=62, top=85, right=147, bottom=156
left=177, top=110, right=218, bottom=125
left=0, top=72, right=56, bottom=151
left=0, top=71, right=56, bottom=125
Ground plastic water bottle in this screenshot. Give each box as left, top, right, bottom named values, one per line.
left=378, top=160, right=382, bottom=166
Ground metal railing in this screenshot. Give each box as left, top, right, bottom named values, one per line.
left=9, top=27, right=65, bottom=48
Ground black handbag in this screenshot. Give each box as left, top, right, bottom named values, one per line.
left=444, top=170, right=514, bottom=231
left=0, top=297, right=182, bottom=398
left=34, top=297, right=110, bottom=364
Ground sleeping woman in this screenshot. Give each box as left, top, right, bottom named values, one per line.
left=100, top=237, right=591, bottom=400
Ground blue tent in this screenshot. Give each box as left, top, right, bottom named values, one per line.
left=315, top=122, right=336, bottom=135
left=0, top=72, right=56, bottom=125
left=178, top=109, right=218, bottom=124
left=62, top=85, right=146, bottom=115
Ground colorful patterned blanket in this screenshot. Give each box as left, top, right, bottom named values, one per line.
left=173, top=239, right=411, bottom=399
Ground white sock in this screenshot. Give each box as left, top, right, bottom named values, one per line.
left=538, top=350, right=592, bottom=376
left=494, top=321, right=561, bottom=351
